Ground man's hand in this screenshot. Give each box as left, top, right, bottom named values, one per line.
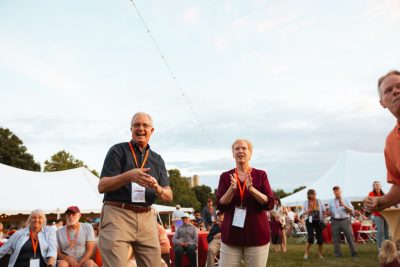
left=65, top=256, right=79, bottom=267
left=339, top=199, right=344, bottom=206
left=126, top=168, right=153, bottom=187
left=214, top=233, right=221, bottom=239
left=363, top=196, right=380, bottom=211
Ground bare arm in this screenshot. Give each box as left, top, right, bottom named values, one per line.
left=248, top=186, right=268, bottom=205
left=78, top=241, right=95, bottom=266
left=155, top=185, right=173, bottom=202
left=364, top=184, right=400, bottom=211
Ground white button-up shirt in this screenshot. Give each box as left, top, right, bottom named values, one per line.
left=328, top=198, right=353, bottom=219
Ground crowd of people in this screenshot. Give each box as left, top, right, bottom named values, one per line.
left=1, top=69, right=400, bottom=267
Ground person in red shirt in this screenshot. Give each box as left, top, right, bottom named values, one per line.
left=368, top=181, right=389, bottom=251
left=364, top=70, right=400, bottom=211
left=217, top=139, right=274, bottom=267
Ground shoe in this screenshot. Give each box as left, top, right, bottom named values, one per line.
left=318, top=255, right=324, bottom=259
left=303, top=255, right=308, bottom=260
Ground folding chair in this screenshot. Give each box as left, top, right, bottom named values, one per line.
left=357, top=220, right=377, bottom=244
left=293, top=223, right=308, bottom=244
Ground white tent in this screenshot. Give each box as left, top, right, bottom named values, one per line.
left=281, top=150, right=390, bottom=206
left=0, top=163, right=191, bottom=216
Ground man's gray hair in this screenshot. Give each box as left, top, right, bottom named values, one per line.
left=130, top=112, right=153, bottom=127
left=26, top=209, right=47, bottom=227
left=377, top=70, right=400, bottom=99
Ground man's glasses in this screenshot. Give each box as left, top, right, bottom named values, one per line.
left=132, top=123, right=152, bottom=129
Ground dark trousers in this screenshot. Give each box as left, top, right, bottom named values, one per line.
left=162, top=253, right=171, bottom=267
left=174, top=245, right=196, bottom=267
left=305, top=220, right=323, bottom=245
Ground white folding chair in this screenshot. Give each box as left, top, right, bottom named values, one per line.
left=293, top=223, right=308, bottom=244
left=357, top=220, right=377, bottom=244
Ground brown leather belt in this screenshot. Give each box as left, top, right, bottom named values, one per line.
left=104, top=201, right=151, bottom=213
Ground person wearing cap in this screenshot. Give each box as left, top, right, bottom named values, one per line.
left=56, top=206, right=96, bottom=267
left=364, top=70, right=400, bottom=211
left=172, top=213, right=198, bottom=267
left=98, top=112, right=173, bottom=267
left=327, top=186, right=357, bottom=258
left=202, top=198, right=217, bottom=230
left=216, top=139, right=274, bottom=267
left=0, top=209, right=57, bottom=267
left=206, top=211, right=224, bottom=267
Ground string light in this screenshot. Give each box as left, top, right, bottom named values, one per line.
left=128, top=0, right=226, bottom=164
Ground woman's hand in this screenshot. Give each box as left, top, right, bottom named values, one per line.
left=229, top=173, right=237, bottom=190
left=245, top=173, right=253, bottom=189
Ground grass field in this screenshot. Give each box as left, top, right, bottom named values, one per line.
left=266, top=237, right=379, bottom=267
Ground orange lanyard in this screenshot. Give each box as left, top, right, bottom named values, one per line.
left=235, top=168, right=251, bottom=205
left=66, top=224, right=80, bottom=249
left=128, top=142, right=149, bottom=169
left=29, top=229, right=39, bottom=258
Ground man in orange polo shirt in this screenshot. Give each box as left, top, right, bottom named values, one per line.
left=364, top=70, right=400, bottom=211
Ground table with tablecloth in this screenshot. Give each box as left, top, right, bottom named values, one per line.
left=380, top=208, right=400, bottom=241
left=167, top=231, right=209, bottom=267
left=322, top=222, right=362, bottom=243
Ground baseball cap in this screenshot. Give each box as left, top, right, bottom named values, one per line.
left=181, top=213, right=190, bottom=218
left=65, top=206, right=81, bottom=214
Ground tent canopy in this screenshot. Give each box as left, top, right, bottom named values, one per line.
left=281, top=150, right=390, bottom=206
left=0, top=163, right=191, bottom=215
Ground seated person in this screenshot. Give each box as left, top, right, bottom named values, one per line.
left=173, top=213, right=198, bottom=267
left=193, top=210, right=204, bottom=230
left=206, top=211, right=223, bottom=267
left=56, top=206, right=97, bottom=267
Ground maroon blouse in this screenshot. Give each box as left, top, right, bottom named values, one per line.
left=216, top=168, right=274, bottom=246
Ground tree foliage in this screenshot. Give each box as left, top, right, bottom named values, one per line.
left=44, top=150, right=99, bottom=176
left=0, top=127, right=40, bottom=171
left=155, top=169, right=200, bottom=210
left=191, top=185, right=214, bottom=209
left=273, top=186, right=306, bottom=200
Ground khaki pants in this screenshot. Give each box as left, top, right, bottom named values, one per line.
left=206, top=238, right=221, bottom=267
left=99, top=204, right=161, bottom=267
left=219, top=242, right=270, bottom=267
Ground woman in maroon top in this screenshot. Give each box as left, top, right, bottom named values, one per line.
left=216, top=139, right=274, bottom=267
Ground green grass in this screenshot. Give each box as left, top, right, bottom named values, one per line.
left=266, top=237, right=379, bottom=267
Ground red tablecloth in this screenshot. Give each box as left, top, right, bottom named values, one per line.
left=168, top=231, right=208, bottom=267
left=322, top=222, right=362, bottom=243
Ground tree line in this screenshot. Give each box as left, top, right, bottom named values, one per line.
left=0, top=127, right=303, bottom=210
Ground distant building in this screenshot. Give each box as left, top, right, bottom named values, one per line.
left=186, top=175, right=200, bottom=188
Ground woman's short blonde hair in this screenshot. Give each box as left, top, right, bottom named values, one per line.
left=231, top=139, right=253, bottom=152
left=26, top=209, right=47, bottom=227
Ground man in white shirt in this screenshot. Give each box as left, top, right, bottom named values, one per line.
left=327, top=186, right=357, bottom=258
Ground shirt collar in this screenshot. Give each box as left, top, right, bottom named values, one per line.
left=130, top=140, right=150, bottom=151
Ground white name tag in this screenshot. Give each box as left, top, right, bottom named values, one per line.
left=232, top=207, right=247, bottom=228
left=30, top=259, right=40, bottom=267
left=308, top=215, right=313, bottom=223
left=334, top=211, right=340, bottom=219
left=131, top=182, right=146, bottom=203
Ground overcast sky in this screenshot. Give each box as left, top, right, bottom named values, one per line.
left=1, top=0, right=399, bottom=191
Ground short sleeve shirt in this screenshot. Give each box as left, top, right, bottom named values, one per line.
left=56, top=223, right=95, bottom=261
left=100, top=140, right=169, bottom=206
left=384, top=122, right=400, bottom=186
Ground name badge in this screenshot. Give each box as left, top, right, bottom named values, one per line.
left=211, top=215, right=215, bottom=222
left=131, top=182, right=146, bottom=203
left=334, top=211, right=340, bottom=219
left=308, top=215, right=313, bottom=223
left=30, top=259, right=40, bottom=267
left=232, top=207, right=247, bottom=228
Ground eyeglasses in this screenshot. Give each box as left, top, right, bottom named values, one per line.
left=132, top=123, right=152, bottom=129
